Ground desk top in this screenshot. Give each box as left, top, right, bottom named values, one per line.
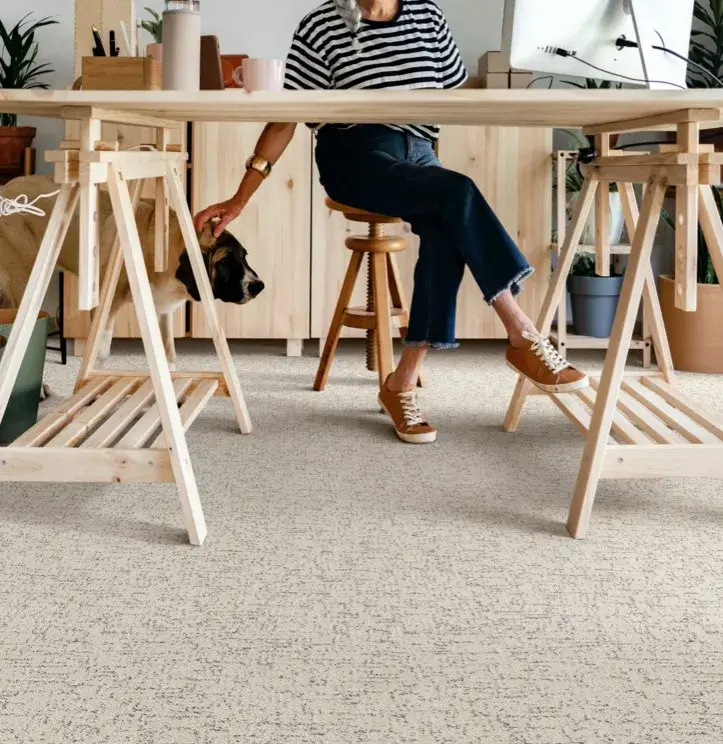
left=1, top=89, right=723, bottom=128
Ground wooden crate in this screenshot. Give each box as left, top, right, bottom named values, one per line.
left=82, top=57, right=161, bottom=91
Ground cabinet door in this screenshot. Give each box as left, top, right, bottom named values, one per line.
left=311, top=126, right=551, bottom=341
left=438, top=126, right=552, bottom=338
left=191, top=123, right=312, bottom=339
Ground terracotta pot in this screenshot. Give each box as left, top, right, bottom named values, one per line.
left=659, top=275, right=723, bottom=373
left=147, top=42, right=163, bottom=63
left=0, top=126, right=36, bottom=179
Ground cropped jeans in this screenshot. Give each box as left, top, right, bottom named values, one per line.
left=315, top=125, right=533, bottom=349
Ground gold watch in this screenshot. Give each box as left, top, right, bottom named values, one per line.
left=245, top=154, right=272, bottom=179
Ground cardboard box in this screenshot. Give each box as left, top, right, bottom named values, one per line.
left=460, top=76, right=485, bottom=89
left=82, top=57, right=161, bottom=91
left=483, top=72, right=534, bottom=90
left=478, top=51, right=508, bottom=77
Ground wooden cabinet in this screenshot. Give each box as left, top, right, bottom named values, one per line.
left=190, top=123, right=312, bottom=340
left=439, top=126, right=552, bottom=338
left=63, top=124, right=551, bottom=348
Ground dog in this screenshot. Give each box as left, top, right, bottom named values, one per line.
left=0, top=175, right=264, bottom=366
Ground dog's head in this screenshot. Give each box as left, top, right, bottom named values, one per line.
left=176, top=224, right=264, bottom=305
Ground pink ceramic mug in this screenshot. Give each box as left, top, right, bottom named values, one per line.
left=238, top=58, right=286, bottom=92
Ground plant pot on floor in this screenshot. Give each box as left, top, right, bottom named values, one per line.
left=568, top=274, right=624, bottom=338
left=659, top=275, right=723, bottom=373
left=0, top=126, right=36, bottom=183
left=0, top=310, right=50, bottom=445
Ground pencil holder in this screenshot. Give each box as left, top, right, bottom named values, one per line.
left=81, top=57, right=162, bottom=91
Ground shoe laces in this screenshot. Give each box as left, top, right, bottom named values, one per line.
left=398, top=390, right=426, bottom=427
left=522, top=330, right=570, bottom=375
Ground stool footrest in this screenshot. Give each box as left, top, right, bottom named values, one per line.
left=343, top=307, right=407, bottom=331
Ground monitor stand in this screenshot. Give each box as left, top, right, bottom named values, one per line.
left=627, top=0, right=669, bottom=90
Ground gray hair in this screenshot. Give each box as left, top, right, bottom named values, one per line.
left=334, top=0, right=363, bottom=49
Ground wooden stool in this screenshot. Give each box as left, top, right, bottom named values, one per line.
left=315, top=199, right=422, bottom=392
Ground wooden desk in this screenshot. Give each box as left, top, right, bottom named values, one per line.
left=0, top=89, right=722, bottom=543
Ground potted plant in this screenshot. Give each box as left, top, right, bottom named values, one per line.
left=567, top=252, right=624, bottom=338
left=140, top=7, right=163, bottom=62
left=659, top=188, right=723, bottom=372
left=655, top=1, right=723, bottom=372
left=0, top=13, right=57, bottom=184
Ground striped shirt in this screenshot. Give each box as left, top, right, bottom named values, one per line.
left=284, top=0, right=468, bottom=140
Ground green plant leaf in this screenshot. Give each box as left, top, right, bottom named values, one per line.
left=0, top=14, right=57, bottom=91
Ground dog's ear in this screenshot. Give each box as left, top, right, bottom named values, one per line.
left=175, top=251, right=201, bottom=301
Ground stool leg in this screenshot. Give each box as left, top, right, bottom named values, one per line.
left=372, top=252, right=395, bottom=391
left=366, top=254, right=378, bottom=373
left=387, top=253, right=425, bottom=389
left=314, top=251, right=364, bottom=391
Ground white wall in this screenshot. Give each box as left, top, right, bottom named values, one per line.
left=4, top=2, right=75, bottom=171
left=201, top=0, right=503, bottom=70
left=8, top=0, right=505, bottom=164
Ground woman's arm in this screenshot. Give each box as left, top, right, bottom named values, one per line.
left=193, top=121, right=297, bottom=237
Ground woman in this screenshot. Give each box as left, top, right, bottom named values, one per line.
left=194, top=0, right=588, bottom=445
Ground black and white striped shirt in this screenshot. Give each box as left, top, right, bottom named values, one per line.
left=284, top=0, right=468, bottom=140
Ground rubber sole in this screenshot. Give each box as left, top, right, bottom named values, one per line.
left=378, top=398, right=438, bottom=444
left=505, top=360, right=590, bottom=394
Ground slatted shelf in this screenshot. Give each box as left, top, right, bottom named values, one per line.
left=4, top=376, right=218, bottom=457
left=549, top=375, right=723, bottom=480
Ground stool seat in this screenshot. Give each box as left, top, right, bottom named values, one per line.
left=325, top=198, right=402, bottom=225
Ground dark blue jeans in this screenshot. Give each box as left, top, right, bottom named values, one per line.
left=315, top=125, right=533, bottom=349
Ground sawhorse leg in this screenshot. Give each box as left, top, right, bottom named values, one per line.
left=566, top=173, right=667, bottom=538
left=74, top=179, right=144, bottom=393
left=617, top=182, right=676, bottom=384
left=107, top=167, right=207, bottom=546
left=166, top=162, right=252, bottom=435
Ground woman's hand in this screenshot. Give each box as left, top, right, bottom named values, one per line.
left=192, top=123, right=297, bottom=238
left=193, top=197, right=244, bottom=238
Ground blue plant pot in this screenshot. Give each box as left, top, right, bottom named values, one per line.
left=567, top=275, right=624, bottom=339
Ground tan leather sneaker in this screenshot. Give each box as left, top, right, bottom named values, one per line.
left=506, top=330, right=589, bottom=393
left=378, top=378, right=438, bottom=444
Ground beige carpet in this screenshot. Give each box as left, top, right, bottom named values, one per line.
left=0, top=340, right=721, bottom=744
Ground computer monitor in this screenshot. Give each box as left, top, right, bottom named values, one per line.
left=501, top=0, right=695, bottom=90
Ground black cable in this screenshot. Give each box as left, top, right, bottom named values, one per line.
left=616, top=32, right=723, bottom=88
left=652, top=45, right=723, bottom=87
left=527, top=75, right=554, bottom=89
left=547, top=47, right=687, bottom=89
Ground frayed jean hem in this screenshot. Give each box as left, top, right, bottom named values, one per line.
left=487, top=266, right=535, bottom=305
left=402, top=340, right=461, bottom=350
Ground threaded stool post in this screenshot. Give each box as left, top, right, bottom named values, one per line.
left=314, top=197, right=416, bottom=394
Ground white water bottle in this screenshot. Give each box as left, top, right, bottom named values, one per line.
left=161, top=0, right=201, bottom=91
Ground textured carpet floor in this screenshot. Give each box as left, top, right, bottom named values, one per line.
left=0, top=340, right=721, bottom=744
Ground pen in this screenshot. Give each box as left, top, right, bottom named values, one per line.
left=91, top=25, right=107, bottom=57
left=109, top=30, right=119, bottom=56
left=119, top=21, right=133, bottom=57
